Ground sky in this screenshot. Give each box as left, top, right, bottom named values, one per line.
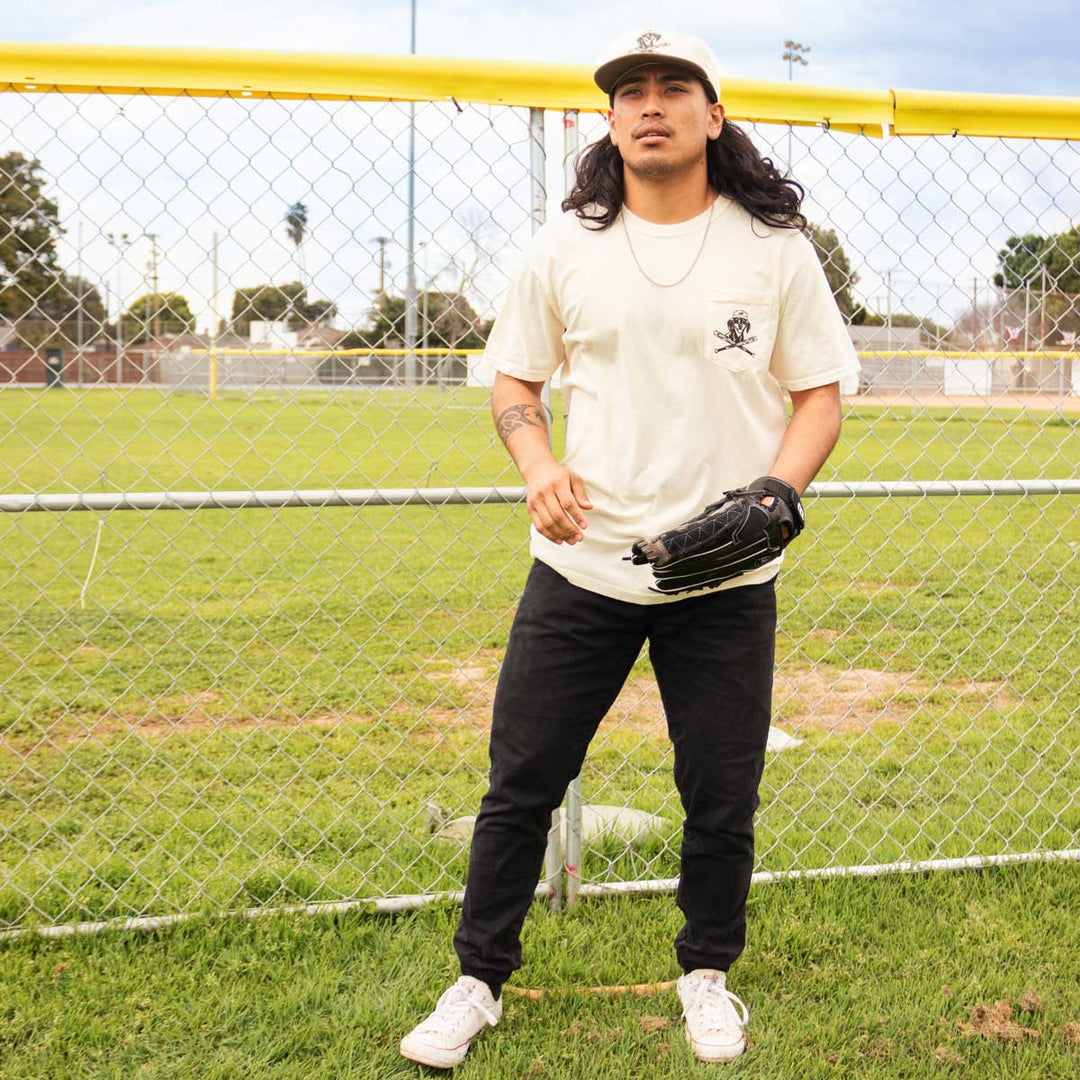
left=2, top=1, right=1078, bottom=337
left=6, top=0, right=1080, bottom=98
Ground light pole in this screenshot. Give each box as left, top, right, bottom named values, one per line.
left=404, top=0, right=419, bottom=388
left=781, top=40, right=810, bottom=177
left=75, top=219, right=85, bottom=385
left=105, top=231, right=133, bottom=384
left=416, top=239, right=429, bottom=387
left=371, top=235, right=390, bottom=302
left=419, top=239, right=453, bottom=396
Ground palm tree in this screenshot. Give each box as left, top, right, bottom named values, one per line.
left=285, top=201, right=308, bottom=327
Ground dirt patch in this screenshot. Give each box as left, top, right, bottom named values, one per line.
left=639, top=1015, right=672, bottom=1033
left=1062, top=1022, right=1080, bottom=1045
left=10, top=650, right=1015, bottom=752
left=14, top=694, right=345, bottom=752
left=423, top=653, right=1015, bottom=739
left=932, top=1046, right=964, bottom=1066
left=955, top=1000, right=1041, bottom=1043
left=857, top=1035, right=892, bottom=1062
left=562, top=1019, right=607, bottom=1043
left=1017, top=989, right=1043, bottom=1014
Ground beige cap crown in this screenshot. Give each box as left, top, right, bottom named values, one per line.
left=593, top=29, right=722, bottom=103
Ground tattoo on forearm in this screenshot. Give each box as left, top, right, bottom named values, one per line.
left=496, top=403, right=548, bottom=444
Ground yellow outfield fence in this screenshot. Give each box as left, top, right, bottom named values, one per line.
left=0, top=44, right=1077, bottom=938
left=4, top=42, right=1080, bottom=138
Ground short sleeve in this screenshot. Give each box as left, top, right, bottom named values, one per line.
left=483, top=243, right=567, bottom=383
left=769, top=249, right=862, bottom=392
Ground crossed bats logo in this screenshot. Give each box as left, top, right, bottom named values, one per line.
left=633, top=31, right=670, bottom=52
left=714, top=309, right=758, bottom=355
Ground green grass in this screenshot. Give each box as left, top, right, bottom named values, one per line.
left=0, top=387, right=1077, bottom=929
left=2, top=861, right=1079, bottom=1078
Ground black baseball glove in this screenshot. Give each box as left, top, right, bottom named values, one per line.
left=624, top=476, right=805, bottom=595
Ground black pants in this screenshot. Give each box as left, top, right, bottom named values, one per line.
left=453, top=558, right=777, bottom=993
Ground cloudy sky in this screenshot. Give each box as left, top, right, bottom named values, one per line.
left=3, top=1, right=1078, bottom=335
left=7, top=0, right=1079, bottom=97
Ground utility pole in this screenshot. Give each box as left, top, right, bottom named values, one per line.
left=373, top=236, right=390, bottom=302
left=976, top=274, right=984, bottom=349
left=145, top=232, right=160, bottom=384
left=781, top=40, right=810, bottom=177
left=404, top=0, right=419, bottom=387
left=105, top=231, right=133, bottom=383
left=76, top=219, right=84, bottom=385
left=210, top=231, right=220, bottom=401
left=1040, top=261, right=1048, bottom=350
left=146, top=233, right=160, bottom=341
left=885, top=268, right=892, bottom=338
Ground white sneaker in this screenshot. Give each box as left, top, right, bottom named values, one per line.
left=676, top=968, right=749, bottom=1062
left=399, top=975, right=503, bottom=1069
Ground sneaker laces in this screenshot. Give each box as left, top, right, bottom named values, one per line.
left=433, top=981, right=500, bottom=1029
left=682, top=976, right=749, bottom=1032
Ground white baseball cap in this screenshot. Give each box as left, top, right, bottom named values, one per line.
left=593, top=29, right=722, bottom=103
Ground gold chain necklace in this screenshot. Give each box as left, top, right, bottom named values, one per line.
left=620, top=196, right=717, bottom=289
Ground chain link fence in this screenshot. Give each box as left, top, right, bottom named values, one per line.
left=1, top=51, right=1077, bottom=936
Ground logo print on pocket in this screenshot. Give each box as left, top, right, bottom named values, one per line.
left=713, top=309, right=757, bottom=356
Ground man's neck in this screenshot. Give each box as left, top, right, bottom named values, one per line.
left=621, top=168, right=715, bottom=225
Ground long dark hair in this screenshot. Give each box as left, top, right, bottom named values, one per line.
left=561, top=120, right=807, bottom=233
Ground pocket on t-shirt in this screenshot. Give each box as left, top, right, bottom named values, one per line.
left=705, top=290, right=776, bottom=373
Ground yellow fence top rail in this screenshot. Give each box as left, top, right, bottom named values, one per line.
left=1, top=42, right=1078, bottom=140
left=893, top=88, right=1080, bottom=141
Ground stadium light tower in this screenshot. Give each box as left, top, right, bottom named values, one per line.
left=781, top=40, right=811, bottom=177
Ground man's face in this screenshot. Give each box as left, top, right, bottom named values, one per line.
left=607, top=63, right=725, bottom=182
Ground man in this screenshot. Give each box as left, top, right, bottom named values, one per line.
left=401, top=28, right=861, bottom=1068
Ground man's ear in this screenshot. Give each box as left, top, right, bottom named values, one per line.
left=708, top=101, right=725, bottom=140
left=607, top=108, right=618, bottom=146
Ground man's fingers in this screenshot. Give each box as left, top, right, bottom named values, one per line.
left=570, top=473, right=593, bottom=509
left=544, top=489, right=584, bottom=541
left=527, top=491, right=572, bottom=544
left=524, top=466, right=590, bottom=545
left=557, top=485, right=588, bottom=529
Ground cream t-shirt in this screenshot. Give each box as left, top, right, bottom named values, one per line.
left=484, top=194, right=862, bottom=604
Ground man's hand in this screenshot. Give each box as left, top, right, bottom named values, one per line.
left=761, top=495, right=792, bottom=540
left=523, top=460, right=593, bottom=545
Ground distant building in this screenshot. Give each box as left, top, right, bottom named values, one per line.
left=847, top=325, right=928, bottom=352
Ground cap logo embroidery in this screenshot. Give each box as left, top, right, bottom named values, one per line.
left=714, top=309, right=757, bottom=356
left=633, top=31, right=669, bottom=52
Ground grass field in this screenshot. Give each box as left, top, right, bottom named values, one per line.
left=2, top=860, right=1078, bottom=1078
left=0, top=387, right=1077, bottom=931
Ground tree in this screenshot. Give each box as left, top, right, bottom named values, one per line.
left=450, top=204, right=499, bottom=297
left=993, top=226, right=1080, bottom=343
left=806, top=223, right=858, bottom=319
left=229, top=281, right=336, bottom=337
left=343, top=290, right=490, bottom=350
left=16, top=273, right=108, bottom=349
left=121, top=292, right=196, bottom=344
left=285, top=201, right=309, bottom=304
left=0, top=151, right=64, bottom=324
left=993, top=228, right=1080, bottom=293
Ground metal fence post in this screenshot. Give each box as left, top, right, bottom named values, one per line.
left=562, top=107, right=584, bottom=908
left=528, top=104, right=562, bottom=910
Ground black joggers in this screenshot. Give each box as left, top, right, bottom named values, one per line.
left=452, top=558, right=777, bottom=997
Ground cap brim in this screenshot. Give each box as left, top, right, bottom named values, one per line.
left=594, top=55, right=712, bottom=97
